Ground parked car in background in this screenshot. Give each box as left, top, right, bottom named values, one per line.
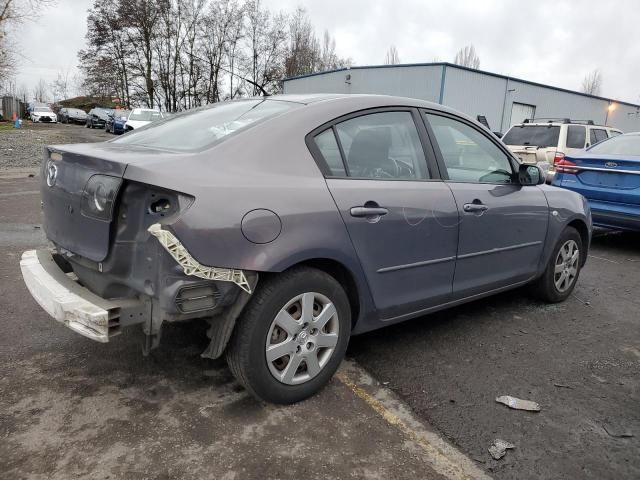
left=20, top=95, right=592, bottom=404
left=106, top=110, right=131, bottom=134
left=86, top=108, right=112, bottom=129
left=502, top=119, right=623, bottom=182
left=124, top=108, right=164, bottom=131
left=30, top=106, right=57, bottom=123
left=59, top=108, right=88, bottom=125
left=553, top=132, right=640, bottom=231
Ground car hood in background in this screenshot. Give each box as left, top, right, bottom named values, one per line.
left=125, top=120, right=152, bottom=129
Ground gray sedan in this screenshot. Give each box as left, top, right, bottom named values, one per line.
left=20, top=94, right=591, bottom=403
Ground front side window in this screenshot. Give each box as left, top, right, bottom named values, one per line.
left=114, top=99, right=297, bottom=151
left=590, top=128, right=608, bottom=144
left=333, top=111, right=428, bottom=180
left=426, top=113, right=514, bottom=184
left=566, top=125, right=586, bottom=148
left=502, top=125, right=561, bottom=148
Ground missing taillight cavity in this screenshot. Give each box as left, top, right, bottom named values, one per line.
left=149, top=198, right=171, bottom=214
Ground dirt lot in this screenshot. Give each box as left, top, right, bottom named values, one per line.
left=1, top=123, right=638, bottom=479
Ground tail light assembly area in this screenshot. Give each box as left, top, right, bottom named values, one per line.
left=81, top=175, right=122, bottom=221
left=554, top=153, right=578, bottom=174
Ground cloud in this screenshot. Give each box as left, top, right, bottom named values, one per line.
left=11, top=0, right=640, bottom=104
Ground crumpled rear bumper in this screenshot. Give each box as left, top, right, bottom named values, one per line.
left=20, top=249, right=147, bottom=342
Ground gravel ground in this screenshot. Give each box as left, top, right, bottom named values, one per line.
left=0, top=122, right=111, bottom=169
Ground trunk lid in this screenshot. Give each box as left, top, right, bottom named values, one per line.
left=42, top=142, right=185, bottom=262
left=560, top=153, right=640, bottom=205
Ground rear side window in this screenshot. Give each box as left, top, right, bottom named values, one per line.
left=566, top=126, right=586, bottom=148
left=609, top=129, right=622, bottom=137
left=314, top=129, right=346, bottom=176
left=502, top=125, right=560, bottom=148
left=590, top=128, right=608, bottom=144
left=114, top=99, right=297, bottom=151
left=332, top=111, right=429, bottom=180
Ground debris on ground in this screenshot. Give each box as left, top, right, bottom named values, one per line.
left=603, top=425, right=634, bottom=438
left=553, top=382, right=574, bottom=389
left=496, top=395, right=541, bottom=412
left=488, top=439, right=515, bottom=460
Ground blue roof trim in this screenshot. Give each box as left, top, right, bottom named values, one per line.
left=283, top=62, right=640, bottom=109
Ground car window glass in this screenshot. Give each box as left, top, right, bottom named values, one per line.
left=588, top=134, right=640, bottom=155
left=590, top=128, right=608, bottom=144
left=566, top=126, right=586, bottom=149
left=334, top=111, right=428, bottom=180
left=502, top=125, right=560, bottom=148
left=314, top=129, right=346, bottom=176
left=609, top=130, right=622, bottom=137
left=114, top=99, right=297, bottom=151
left=426, top=113, right=514, bottom=184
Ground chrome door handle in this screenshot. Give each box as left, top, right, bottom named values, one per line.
left=463, top=203, right=489, bottom=213
left=350, top=206, right=389, bottom=218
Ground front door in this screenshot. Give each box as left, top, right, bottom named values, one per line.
left=310, top=109, right=459, bottom=320
left=424, top=112, right=549, bottom=299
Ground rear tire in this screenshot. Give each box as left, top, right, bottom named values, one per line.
left=533, top=226, right=583, bottom=303
left=226, top=267, right=351, bottom=404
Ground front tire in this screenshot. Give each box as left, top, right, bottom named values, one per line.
left=226, top=267, right=351, bottom=404
left=533, top=226, right=583, bottom=302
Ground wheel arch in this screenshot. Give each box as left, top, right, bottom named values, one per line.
left=567, top=218, right=590, bottom=266
left=276, top=257, right=364, bottom=330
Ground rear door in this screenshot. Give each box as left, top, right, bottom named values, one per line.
left=423, top=111, right=548, bottom=298
left=308, top=108, right=459, bottom=320
left=502, top=124, right=561, bottom=165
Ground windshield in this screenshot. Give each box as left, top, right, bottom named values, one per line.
left=70, top=109, right=86, bottom=115
left=588, top=134, right=640, bottom=156
left=128, top=110, right=163, bottom=121
left=35, top=108, right=52, bottom=113
left=502, top=125, right=561, bottom=148
left=114, top=110, right=130, bottom=119
left=114, top=99, right=297, bottom=151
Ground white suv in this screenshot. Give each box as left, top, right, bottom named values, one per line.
left=501, top=119, right=622, bottom=180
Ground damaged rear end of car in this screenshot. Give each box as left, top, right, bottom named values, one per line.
left=22, top=142, right=257, bottom=355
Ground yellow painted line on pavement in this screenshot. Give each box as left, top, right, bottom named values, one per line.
left=337, top=361, right=491, bottom=480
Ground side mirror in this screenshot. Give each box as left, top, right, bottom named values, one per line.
left=518, top=164, right=545, bottom=185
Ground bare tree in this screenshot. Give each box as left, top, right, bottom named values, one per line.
left=242, top=0, right=288, bottom=95
left=32, top=77, right=48, bottom=103
left=581, top=69, right=602, bottom=96
left=384, top=45, right=400, bottom=65
left=50, top=69, right=71, bottom=101
left=453, top=45, right=480, bottom=69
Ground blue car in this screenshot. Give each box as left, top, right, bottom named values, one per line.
left=553, top=132, right=640, bottom=231
left=106, top=110, right=130, bottom=134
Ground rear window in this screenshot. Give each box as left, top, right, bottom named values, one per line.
left=502, top=125, right=560, bottom=148
left=566, top=126, right=586, bottom=149
left=588, top=135, right=640, bottom=155
left=114, top=99, right=297, bottom=151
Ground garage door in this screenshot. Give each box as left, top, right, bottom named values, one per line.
left=510, top=102, right=536, bottom=125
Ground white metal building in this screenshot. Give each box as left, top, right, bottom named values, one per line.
left=282, top=63, right=640, bottom=133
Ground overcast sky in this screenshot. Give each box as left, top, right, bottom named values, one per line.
left=12, top=0, right=640, bottom=104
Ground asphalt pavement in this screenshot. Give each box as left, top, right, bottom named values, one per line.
left=1, top=123, right=638, bottom=479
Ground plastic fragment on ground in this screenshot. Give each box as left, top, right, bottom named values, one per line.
left=488, top=439, right=515, bottom=460
left=495, top=395, right=541, bottom=412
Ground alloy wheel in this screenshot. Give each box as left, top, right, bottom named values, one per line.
left=265, top=292, right=339, bottom=385
left=554, top=239, right=579, bottom=292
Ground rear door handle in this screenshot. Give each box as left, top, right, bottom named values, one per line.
left=463, top=203, right=489, bottom=213
left=350, top=206, right=389, bottom=218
